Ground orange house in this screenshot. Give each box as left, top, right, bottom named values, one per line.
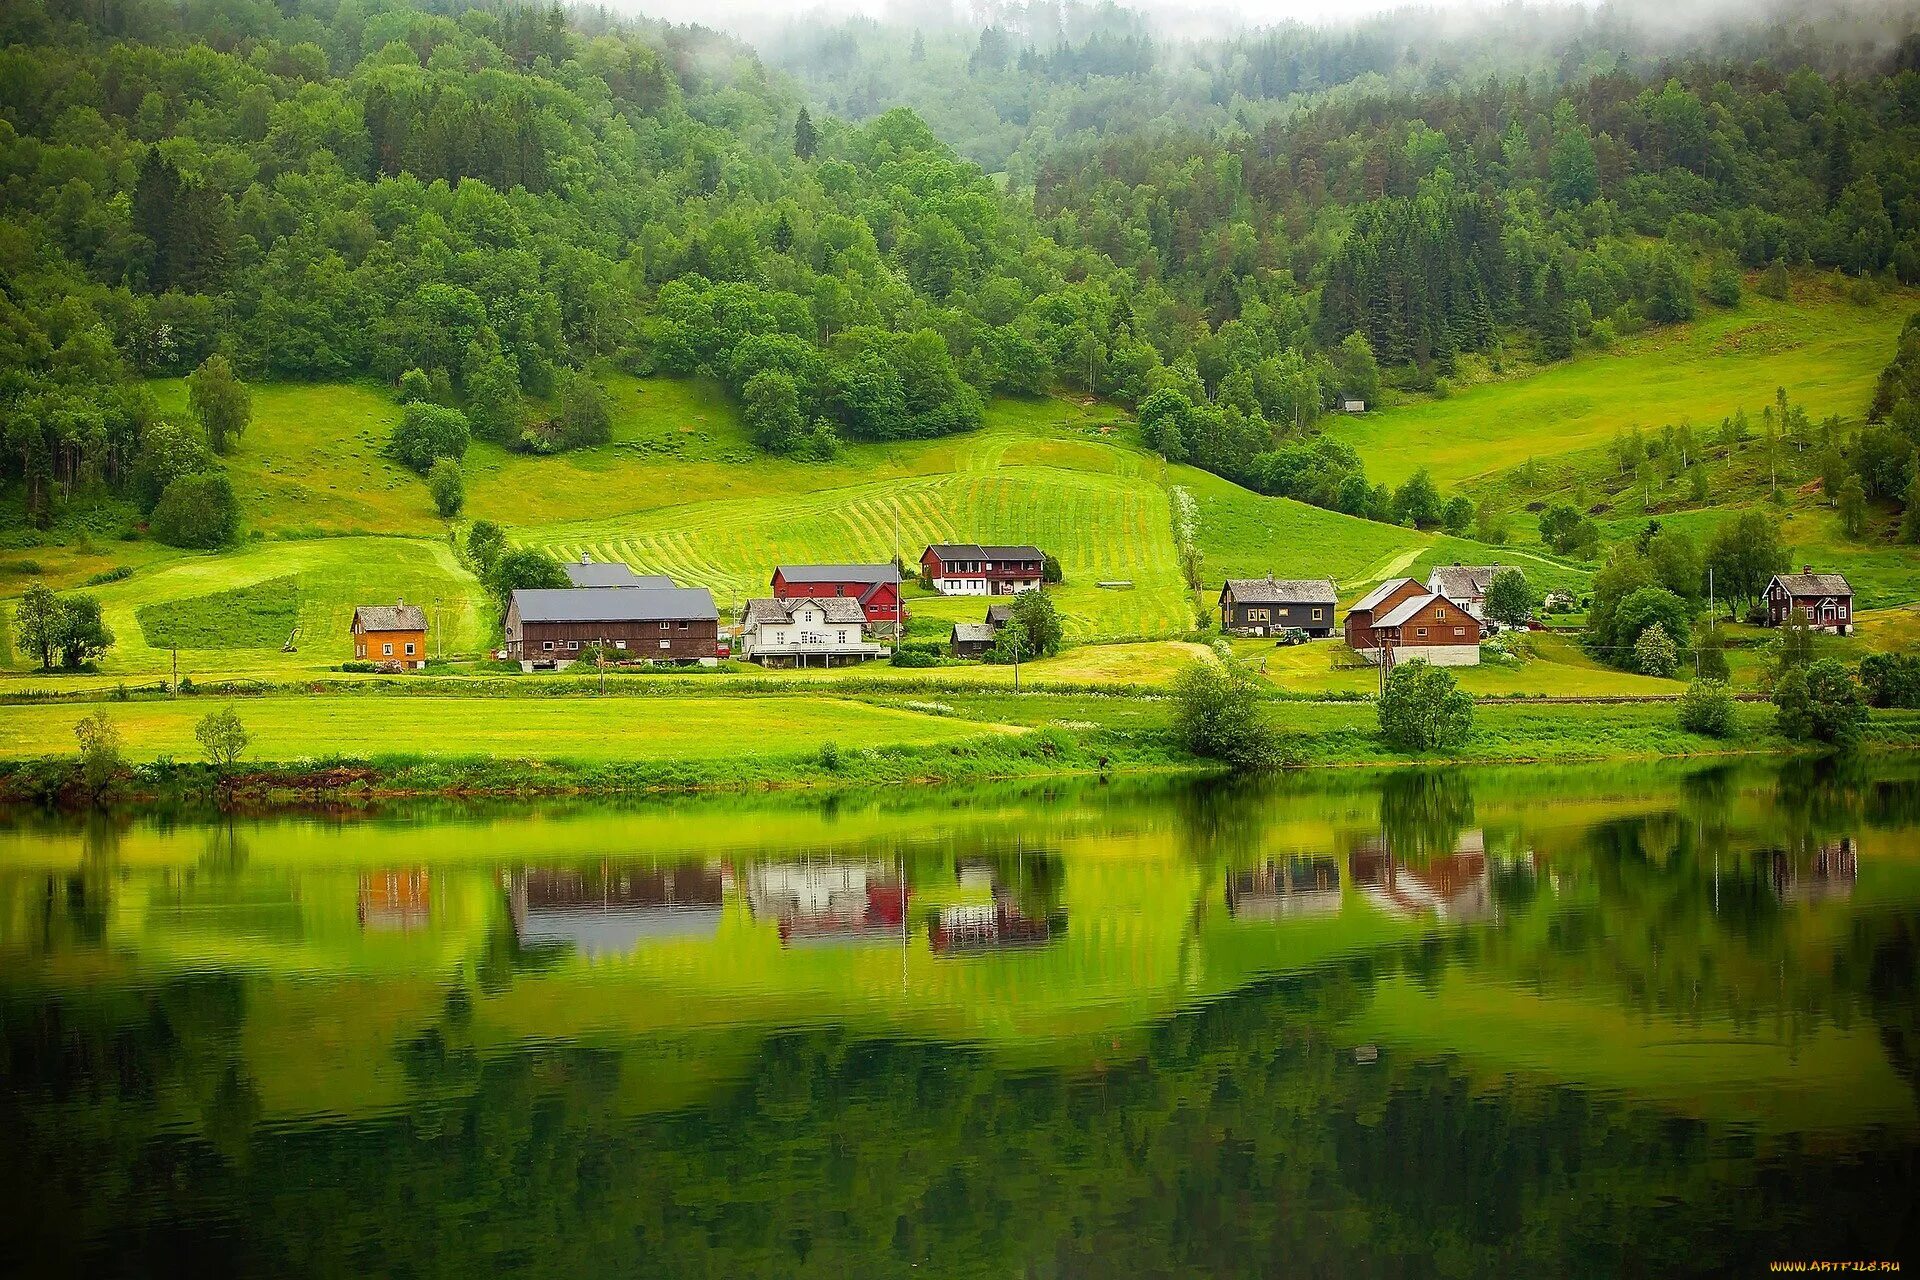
left=351, top=602, right=429, bottom=669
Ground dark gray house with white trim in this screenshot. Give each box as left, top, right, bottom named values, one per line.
left=1218, top=577, right=1338, bottom=637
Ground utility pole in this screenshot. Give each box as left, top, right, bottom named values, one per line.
left=1011, top=626, right=1022, bottom=694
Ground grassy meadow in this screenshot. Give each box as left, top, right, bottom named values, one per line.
left=1326, top=278, right=1919, bottom=488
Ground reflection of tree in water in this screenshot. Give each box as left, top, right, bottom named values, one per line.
left=198, top=820, right=249, bottom=875
left=1376, top=768, right=1475, bottom=860
left=3, top=951, right=1911, bottom=1276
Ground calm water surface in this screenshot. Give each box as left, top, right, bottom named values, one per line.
left=3, top=759, right=1919, bottom=1276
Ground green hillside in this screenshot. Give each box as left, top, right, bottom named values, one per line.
left=1325, top=280, right=1919, bottom=489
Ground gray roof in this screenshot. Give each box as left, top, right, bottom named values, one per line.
left=952, top=623, right=998, bottom=644
left=353, top=604, right=428, bottom=632
left=1351, top=577, right=1420, bottom=614
left=563, top=560, right=673, bottom=589
left=511, top=586, right=717, bottom=624
left=1428, top=565, right=1500, bottom=597
left=984, top=603, right=1013, bottom=625
left=1772, top=571, right=1853, bottom=598
left=743, top=596, right=868, bottom=626
left=925, top=543, right=1044, bottom=561
left=1222, top=577, right=1337, bottom=606
left=774, top=563, right=900, bottom=585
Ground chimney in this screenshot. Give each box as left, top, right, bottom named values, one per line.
left=1802, top=565, right=1813, bottom=574
left=581, top=552, right=593, bottom=564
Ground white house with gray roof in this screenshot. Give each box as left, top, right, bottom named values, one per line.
left=738, top=596, right=885, bottom=667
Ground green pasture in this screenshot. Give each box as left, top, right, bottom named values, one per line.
left=0, top=693, right=1015, bottom=763
left=1228, top=633, right=1685, bottom=698
left=1327, top=279, right=1918, bottom=488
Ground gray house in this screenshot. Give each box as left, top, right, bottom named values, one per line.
left=1218, top=577, right=1338, bottom=637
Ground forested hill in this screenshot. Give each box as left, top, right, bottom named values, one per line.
left=4, top=0, right=1920, bottom=543
left=765, top=0, right=1920, bottom=180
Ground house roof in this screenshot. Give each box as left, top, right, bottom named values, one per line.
left=354, top=604, right=428, bottom=632
left=952, top=623, right=998, bottom=643
left=1351, top=577, right=1420, bottom=615
left=1428, top=565, right=1501, bottom=597
left=925, top=543, right=1044, bottom=561
left=743, top=596, right=868, bottom=626
left=1771, top=571, right=1853, bottom=598
left=563, top=559, right=672, bottom=589
left=1222, top=576, right=1337, bottom=605
left=510, top=586, right=717, bottom=624
left=984, top=603, right=1013, bottom=625
left=1375, top=593, right=1455, bottom=629
left=774, top=563, right=900, bottom=586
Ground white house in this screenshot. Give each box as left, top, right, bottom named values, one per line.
left=738, top=596, right=886, bottom=667
left=1425, top=564, right=1502, bottom=621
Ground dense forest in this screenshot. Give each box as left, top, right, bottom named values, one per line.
left=3, top=0, right=1920, bottom=542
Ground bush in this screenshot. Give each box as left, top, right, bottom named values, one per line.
left=1703, top=265, right=1742, bottom=307
left=195, top=706, right=250, bottom=770
left=428, top=458, right=465, bottom=517
left=1171, top=659, right=1282, bottom=771
left=1377, top=659, right=1474, bottom=751
left=84, top=566, right=132, bottom=586
left=1772, top=658, right=1867, bottom=746
left=72, top=709, right=123, bottom=790
left=1677, top=679, right=1736, bottom=737
left=397, top=367, right=432, bottom=403
left=149, top=471, right=240, bottom=548
left=817, top=740, right=843, bottom=772
left=1633, top=622, right=1679, bottom=678
left=390, top=403, right=470, bottom=473
left=891, top=641, right=943, bottom=668
left=1859, top=652, right=1920, bottom=708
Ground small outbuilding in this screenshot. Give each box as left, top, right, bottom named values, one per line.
left=352, top=601, right=429, bottom=670
left=951, top=622, right=998, bottom=659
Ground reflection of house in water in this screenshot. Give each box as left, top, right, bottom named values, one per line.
left=930, top=856, right=1065, bottom=953
left=1771, top=838, right=1858, bottom=904
left=1226, top=856, right=1342, bottom=919
left=358, top=868, right=431, bottom=932
left=1350, top=831, right=1491, bottom=921
left=509, top=863, right=725, bottom=958
left=744, top=860, right=908, bottom=946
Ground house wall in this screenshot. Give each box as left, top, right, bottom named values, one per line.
left=512, top=617, right=718, bottom=667
left=1768, top=585, right=1853, bottom=633
left=772, top=577, right=903, bottom=623
left=354, top=628, right=427, bottom=668
left=922, top=552, right=1044, bottom=597
left=1222, top=601, right=1334, bottom=635
left=1343, top=580, right=1427, bottom=652
left=742, top=613, right=879, bottom=663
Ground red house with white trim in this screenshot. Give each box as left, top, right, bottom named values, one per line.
left=920, top=544, right=1045, bottom=596
left=770, top=564, right=904, bottom=628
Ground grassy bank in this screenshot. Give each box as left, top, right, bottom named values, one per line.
left=3, top=688, right=1914, bottom=806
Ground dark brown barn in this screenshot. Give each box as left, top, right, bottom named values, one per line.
left=504, top=585, right=719, bottom=669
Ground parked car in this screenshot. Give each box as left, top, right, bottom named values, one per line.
left=1274, top=628, right=1310, bottom=646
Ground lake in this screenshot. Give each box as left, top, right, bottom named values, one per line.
left=2, top=759, right=1917, bottom=1276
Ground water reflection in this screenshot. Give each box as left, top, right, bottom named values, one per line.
left=509, top=862, right=726, bottom=957
left=0, top=758, right=1917, bottom=1274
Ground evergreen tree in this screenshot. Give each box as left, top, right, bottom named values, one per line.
left=794, top=107, right=817, bottom=160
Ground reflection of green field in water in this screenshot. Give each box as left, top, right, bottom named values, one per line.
left=6, top=759, right=1919, bottom=1136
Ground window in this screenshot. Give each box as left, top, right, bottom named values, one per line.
left=614, top=640, right=627, bottom=650
left=1311, top=608, right=1323, bottom=621
left=836, top=631, right=847, bottom=643
left=658, top=639, right=670, bottom=650
left=542, top=641, right=554, bottom=651
left=678, top=621, right=689, bottom=630
left=1840, top=605, right=1849, bottom=618
left=1453, top=627, right=1465, bottom=637
left=1416, top=628, right=1428, bottom=638
left=1436, top=609, right=1447, bottom=621
left=1250, top=609, right=1269, bottom=623
left=568, top=640, right=579, bottom=650
left=404, top=643, right=416, bottom=655
left=382, top=643, right=393, bottom=656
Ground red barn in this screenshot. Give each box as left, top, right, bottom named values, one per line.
left=770, top=564, right=904, bottom=627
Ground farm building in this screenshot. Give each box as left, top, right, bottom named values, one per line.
left=351, top=601, right=428, bottom=670
left=504, top=585, right=719, bottom=670
left=951, top=622, right=998, bottom=659
left=771, top=563, right=904, bottom=628
left=1766, top=569, right=1855, bottom=634
left=1218, top=577, right=1338, bottom=637
left=739, top=597, right=885, bottom=667
left=509, top=864, right=725, bottom=957
left=563, top=553, right=673, bottom=590
left=1425, top=565, right=1502, bottom=620
left=984, top=602, right=1013, bottom=628
left=921, top=544, right=1045, bottom=596
left=1345, top=579, right=1481, bottom=666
